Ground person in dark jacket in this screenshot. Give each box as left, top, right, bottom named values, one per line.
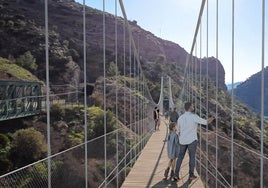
left=153, top=107, right=159, bottom=131
left=169, top=108, right=179, bottom=123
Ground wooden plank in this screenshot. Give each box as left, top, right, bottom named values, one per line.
left=121, top=118, right=204, bottom=188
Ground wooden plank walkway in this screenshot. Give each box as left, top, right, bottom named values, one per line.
left=121, top=118, right=204, bottom=188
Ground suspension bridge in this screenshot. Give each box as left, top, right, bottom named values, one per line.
left=0, top=0, right=267, bottom=188
left=0, top=81, right=42, bottom=121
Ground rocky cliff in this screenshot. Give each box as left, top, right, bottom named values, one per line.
left=0, top=0, right=226, bottom=91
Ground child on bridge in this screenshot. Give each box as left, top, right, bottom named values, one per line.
left=164, top=122, right=179, bottom=179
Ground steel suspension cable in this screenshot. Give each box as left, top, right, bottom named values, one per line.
left=117, top=5, right=160, bottom=182
left=199, top=21, right=203, bottom=177
left=118, top=0, right=156, bottom=106
left=260, top=0, right=265, bottom=187
left=191, top=54, right=194, bottom=103
left=195, top=44, right=198, bottom=110
left=123, top=8, right=127, bottom=179
left=137, top=66, right=140, bottom=155
left=189, top=63, right=191, bottom=101
left=135, top=45, right=138, bottom=157
left=82, top=1, right=88, bottom=187
left=197, top=149, right=231, bottom=188
left=102, top=1, right=107, bottom=187
left=44, top=0, right=51, bottom=187
left=114, top=0, right=119, bottom=186
left=129, top=20, right=133, bottom=164
left=231, top=0, right=234, bottom=186
left=189, top=58, right=191, bottom=100
left=179, top=0, right=206, bottom=106
left=142, top=74, right=146, bottom=149
left=215, top=0, right=219, bottom=187
left=139, top=61, right=143, bottom=155
left=194, top=39, right=199, bottom=176
left=200, top=126, right=268, bottom=160
left=133, top=42, right=137, bottom=160
left=187, top=62, right=189, bottom=101
left=206, top=0, right=209, bottom=185
left=191, top=60, right=194, bottom=103
left=137, top=37, right=141, bottom=155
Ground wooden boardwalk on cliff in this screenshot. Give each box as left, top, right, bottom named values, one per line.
left=121, top=118, right=204, bottom=188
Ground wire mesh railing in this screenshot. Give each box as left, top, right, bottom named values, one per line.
left=196, top=126, right=268, bottom=187
left=0, top=114, right=154, bottom=188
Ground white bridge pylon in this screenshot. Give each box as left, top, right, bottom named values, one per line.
left=157, top=76, right=175, bottom=114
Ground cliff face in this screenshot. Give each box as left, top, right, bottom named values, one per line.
left=0, top=0, right=226, bottom=90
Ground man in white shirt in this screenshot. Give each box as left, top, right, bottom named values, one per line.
left=173, top=102, right=215, bottom=181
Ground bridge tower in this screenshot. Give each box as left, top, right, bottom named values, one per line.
left=157, top=76, right=175, bottom=114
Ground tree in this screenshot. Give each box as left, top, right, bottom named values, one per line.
left=93, top=110, right=117, bottom=137
left=16, top=51, right=38, bottom=72
left=107, top=61, right=120, bottom=77
left=0, top=134, right=12, bottom=174
left=87, top=107, right=117, bottom=138
left=10, top=128, right=47, bottom=167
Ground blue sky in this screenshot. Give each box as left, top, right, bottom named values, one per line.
left=75, top=0, right=267, bottom=84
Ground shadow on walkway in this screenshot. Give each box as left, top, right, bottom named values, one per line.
left=152, top=178, right=194, bottom=188
left=151, top=178, right=177, bottom=188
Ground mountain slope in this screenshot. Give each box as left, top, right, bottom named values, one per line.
left=226, top=81, right=242, bottom=91
left=0, top=0, right=226, bottom=94
left=234, top=67, right=268, bottom=115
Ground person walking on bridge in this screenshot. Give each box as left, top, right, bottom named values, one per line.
left=153, top=106, right=160, bottom=131
left=164, top=122, right=179, bottom=179
left=169, top=107, right=179, bottom=123
left=173, top=102, right=215, bottom=181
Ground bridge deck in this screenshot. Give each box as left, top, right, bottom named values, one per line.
left=121, top=118, right=204, bottom=188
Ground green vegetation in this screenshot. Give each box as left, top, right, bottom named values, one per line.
left=49, top=104, right=118, bottom=147
left=0, top=104, right=123, bottom=186
left=10, top=128, right=47, bottom=167
left=50, top=103, right=65, bottom=121
left=15, top=51, right=38, bottom=72
left=11, top=160, right=64, bottom=188
left=87, top=106, right=117, bottom=138
left=0, top=134, right=12, bottom=174
left=68, top=131, right=84, bottom=146
left=107, top=61, right=120, bottom=77
left=0, top=57, right=40, bottom=82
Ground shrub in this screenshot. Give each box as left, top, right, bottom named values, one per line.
left=0, top=158, right=12, bottom=175
left=50, top=103, right=65, bottom=121
left=15, top=51, right=38, bottom=72
left=87, top=107, right=117, bottom=138
left=107, top=61, right=120, bottom=77
left=0, top=133, right=12, bottom=174
left=16, top=160, right=64, bottom=187
left=67, top=131, right=84, bottom=146
left=0, top=133, right=9, bottom=148
left=10, top=128, right=47, bottom=167
left=68, top=48, right=80, bottom=61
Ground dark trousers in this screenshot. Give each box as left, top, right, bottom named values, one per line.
left=154, top=119, right=158, bottom=130
left=174, top=140, right=197, bottom=177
